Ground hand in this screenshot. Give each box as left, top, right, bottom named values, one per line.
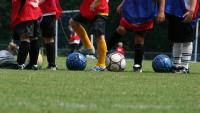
left=182, top=10, right=194, bottom=23
left=157, top=11, right=165, bottom=23
left=116, top=4, right=122, bottom=14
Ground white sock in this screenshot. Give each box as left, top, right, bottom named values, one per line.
left=181, top=42, right=193, bottom=69
left=172, top=43, right=182, bottom=67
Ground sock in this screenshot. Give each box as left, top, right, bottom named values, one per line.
left=181, top=42, right=193, bottom=69
left=172, top=43, right=182, bottom=67
left=45, top=43, right=55, bottom=66
left=17, top=41, right=30, bottom=65
left=96, top=37, right=107, bottom=67
left=29, top=40, right=39, bottom=66
left=134, top=44, right=144, bottom=66
left=73, top=24, right=93, bottom=49
left=107, top=31, right=122, bottom=51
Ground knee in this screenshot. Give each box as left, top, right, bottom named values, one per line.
left=116, top=26, right=126, bottom=35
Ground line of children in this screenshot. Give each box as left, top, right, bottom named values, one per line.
left=11, top=0, right=199, bottom=73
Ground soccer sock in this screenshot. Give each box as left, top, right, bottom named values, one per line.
left=107, top=31, right=122, bottom=51
left=181, top=42, right=193, bottom=69
left=96, top=37, right=107, bottom=67
left=29, top=40, right=39, bottom=65
left=17, top=41, right=30, bottom=65
left=172, top=43, right=182, bottom=67
left=73, top=24, right=93, bottom=49
left=134, top=44, right=144, bottom=66
left=45, top=43, right=55, bottom=66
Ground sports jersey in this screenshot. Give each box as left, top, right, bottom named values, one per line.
left=40, top=0, right=62, bottom=18
left=122, top=0, right=157, bottom=24
left=80, top=0, right=109, bottom=20
left=166, top=0, right=199, bottom=20
left=11, top=0, right=42, bottom=28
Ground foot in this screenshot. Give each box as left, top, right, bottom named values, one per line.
left=91, top=66, right=106, bottom=72
left=172, top=66, right=189, bottom=74
left=133, top=64, right=142, bottom=72
left=79, top=47, right=95, bottom=55
left=25, top=64, right=40, bottom=70
left=47, top=64, right=57, bottom=71
left=15, top=64, right=25, bottom=70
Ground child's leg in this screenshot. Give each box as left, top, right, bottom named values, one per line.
left=181, top=42, right=193, bottom=69
left=107, top=25, right=126, bottom=51
left=134, top=32, right=145, bottom=67
left=69, top=19, right=93, bottom=49
left=17, top=36, right=30, bottom=66
left=172, top=43, right=182, bottom=67
left=96, top=35, right=107, bottom=67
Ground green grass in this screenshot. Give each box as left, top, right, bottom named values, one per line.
left=0, top=57, right=200, bottom=113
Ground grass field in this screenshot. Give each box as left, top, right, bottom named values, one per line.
left=0, top=57, right=200, bottom=113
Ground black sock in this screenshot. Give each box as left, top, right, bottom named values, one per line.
left=45, top=43, right=55, bottom=66
left=107, top=31, right=122, bottom=51
left=134, top=44, right=144, bottom=66
left=17, top=41, right=30, bottom=65
left=29, top=40, right=39, bottom=66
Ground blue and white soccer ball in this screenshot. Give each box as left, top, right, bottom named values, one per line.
left=152, top=54, right=172, bottom=72
left=66, top=52, right=87, bottom=70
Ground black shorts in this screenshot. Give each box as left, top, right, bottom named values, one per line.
left=40, top=15, right=56, bottom=38
left=167, top=14, right=195, bottom=43
left=13, top=20, right=40, bottom=40
left=72, top=13, right=107, bottom=36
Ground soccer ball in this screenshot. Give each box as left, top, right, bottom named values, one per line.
left=66, top=52, right=87, bottom=70
left=106, top=52, right=126, bottom=71
left=152, top=54, right=172, bottom=72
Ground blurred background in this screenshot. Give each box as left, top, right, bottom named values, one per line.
left=0, top=0, right=199, bottom=60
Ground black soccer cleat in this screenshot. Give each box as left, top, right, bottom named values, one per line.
left=133, top=64, right=142, bottom=72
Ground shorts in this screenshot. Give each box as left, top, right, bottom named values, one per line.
left=40, top=15, right=56, bottom=38
left=13, top=20, right=40, bottom=40
left=120, top=17, right=154, bottom=32
left=72, top=13, right=107, bottom=36
left=167, top=14, right=195, bottom=42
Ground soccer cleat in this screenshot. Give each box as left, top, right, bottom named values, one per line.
left=180, top=67, right=190, bottom=74
left=133, top=64, right=142, bottom=72
left=91, top=66, right=106, bottom=72
left=25, top=64, right=40, bottom=70
left=172, top=66, right=189, bottom=74
left=16, top=64, right=26, bottom=70
left=47, top=64, right=57, bottom=71
left=79, top=47, right=95, bottom=55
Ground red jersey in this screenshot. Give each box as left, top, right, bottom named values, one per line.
left=40, top=0, right=62, bottom=19
left=116, top=47, right=125, bottom=55
left=11, top=0, right=42, bottom=28
left=80, top=0, right=109, bottom=20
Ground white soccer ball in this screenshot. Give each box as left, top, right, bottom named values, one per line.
left=106, top=52, right=126, bottom=71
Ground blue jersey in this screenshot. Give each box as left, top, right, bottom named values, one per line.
left=122, top=0, right=157, bottom=24
left=166, top=0, right=189, bottom=19
left=166, top=0, right=199, bottom=27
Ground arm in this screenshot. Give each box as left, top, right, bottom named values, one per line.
left=90, top=0, right=101, bottom=12
left=39, top=0, right=46, bottom=5
left=116, top=0, right=125, bottom=14
left=157, top=0, right=165, bottom=23
left=182, top=0, right=198, bottom=23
